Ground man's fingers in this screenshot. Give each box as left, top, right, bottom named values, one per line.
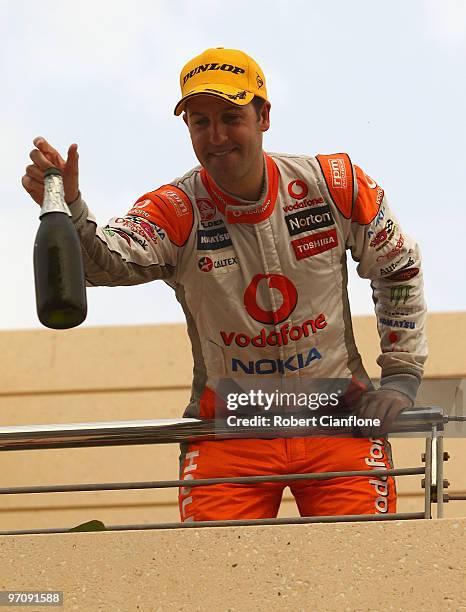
left=21, top=175, right=44, bottom=205
left=65, top=143, right=79, bottom=177
left=67, top=143, right=78, bottom=159
left=63, top=143, right=79, bottom=204
left=33, top=136, right=66, bottom=167
left=29, top=147, right=59, bottom=171
left=25, top=164, right=44, bottom=181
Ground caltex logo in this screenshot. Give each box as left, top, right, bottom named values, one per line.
left=198, top=257, right=213, bottom=272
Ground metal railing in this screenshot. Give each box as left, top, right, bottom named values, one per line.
left=0, top=407, right=464, bottom=535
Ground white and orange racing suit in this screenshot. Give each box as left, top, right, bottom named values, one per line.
left=69, top=151, right=427, bottom=520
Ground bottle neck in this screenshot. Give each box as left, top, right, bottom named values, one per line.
left=40, top=173, right=72, bottom=218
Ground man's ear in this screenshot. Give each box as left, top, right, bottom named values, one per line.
left=182, top=112, right=188, bottom=127
left=260, top=101, right=271, bottom=133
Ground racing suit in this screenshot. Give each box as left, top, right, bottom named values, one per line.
left=69, top=151, right=427, bottom=521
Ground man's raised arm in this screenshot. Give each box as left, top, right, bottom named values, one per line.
left=22, top=138, right=188, bottom=288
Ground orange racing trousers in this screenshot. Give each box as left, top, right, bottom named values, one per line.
left=178, top=437, right=396, bottom=521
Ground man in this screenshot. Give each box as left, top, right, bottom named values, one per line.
left=22, top=47, right=427, bottom=522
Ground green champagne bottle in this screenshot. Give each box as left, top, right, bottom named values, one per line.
left=33, top=167, right=87, bottom=329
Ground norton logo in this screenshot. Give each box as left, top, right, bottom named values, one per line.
left=244, top=274, right=298, bottom=325
left=198, top=257, right=213, bottom=272
left=196, top=198, right=216, bottom=222
left=183, top=63, right=245, bottom=85
left=288, top=180, right=309, bottom=200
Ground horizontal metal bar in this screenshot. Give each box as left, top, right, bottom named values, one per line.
left=0, top=512, right=426, bottom=536
left=0, top=467, right=424, bottom=495
left=447, top=494, right=466, bottom=501
left=0, top=408, right=445, bottom=452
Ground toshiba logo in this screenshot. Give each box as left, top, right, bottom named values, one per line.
left=183, top=63, right=245, bottom=85
left=328, top=158, right=347, bottom=189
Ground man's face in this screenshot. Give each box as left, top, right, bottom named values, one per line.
left=183, top=95, right=270, bottom=187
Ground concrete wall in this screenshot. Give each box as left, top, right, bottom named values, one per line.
left=1, top=519, right=465, bottom=611
left=0, top=313, right=465, bottom=531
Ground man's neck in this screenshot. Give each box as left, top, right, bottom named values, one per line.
left=214, top=154, right=265, bottom=202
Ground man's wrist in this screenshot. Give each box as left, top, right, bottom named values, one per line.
left=66, top=190, right=81, bottom=206
left=379, top=374, right=420, bottom=404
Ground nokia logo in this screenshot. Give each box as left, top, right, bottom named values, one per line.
left=232, top=347, right=322, bottom=375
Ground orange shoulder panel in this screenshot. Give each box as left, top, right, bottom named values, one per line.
left=353, top=165, right=385, bottom=225
left=127, top=185, right=194, bottom=247
left=316, top=153, right=354, bottom=219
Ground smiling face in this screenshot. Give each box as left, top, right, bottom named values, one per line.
left=184, top=94, right=271, bottom=200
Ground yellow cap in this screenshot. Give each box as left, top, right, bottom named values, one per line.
left=174, top=47, right=267, bottom=116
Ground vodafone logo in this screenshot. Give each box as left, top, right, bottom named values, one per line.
left=288, top=180, right=309, bottom=200
left=196, top=198, right=216, bottom=221
left=198, top=257, right=213, bottom=272
left=244, top=274, right=298, bottom=324
left=133, top=199, right=152, bottom=209
left=364, top=173, right=377, bottom=189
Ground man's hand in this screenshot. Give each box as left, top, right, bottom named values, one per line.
left=22, top=137, right=79, bottom=206
left=354, top=388, right=413, bottom=438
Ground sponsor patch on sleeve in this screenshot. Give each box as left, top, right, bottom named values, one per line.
left=127, top=186, right=193, bottom=247
left=386, top=267, right=420, bottom=281
left=316, top=153, right=354, bottom=218
left=353, top=165, right=384, bottom=225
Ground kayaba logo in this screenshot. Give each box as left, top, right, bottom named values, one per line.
left=285, top=205, right=334, bottom=237
left=243, top=274, right=298, bottom=324
left=197, top=227, right=232, bottom=251
left=221, top=314, right=327, bottom=348
left=232, top=348, right=322, bottom=375
left=183, top=63, right=245, bottom=85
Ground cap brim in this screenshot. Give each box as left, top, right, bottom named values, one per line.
left=174, top=84, right=254, bottom=116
